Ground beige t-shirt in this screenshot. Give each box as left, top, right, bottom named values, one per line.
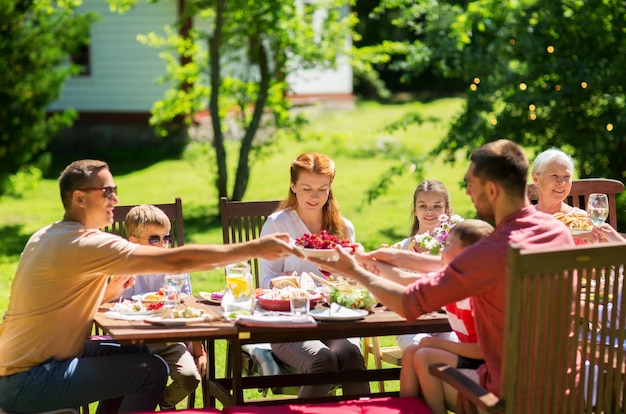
left=0, top=220, right=138, bottom=376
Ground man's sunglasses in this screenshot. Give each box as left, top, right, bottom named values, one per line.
left=76, top=186, right=118, bottom=200
left=139, top=234, right=175, bottom=246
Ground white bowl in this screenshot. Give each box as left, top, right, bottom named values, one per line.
left=295, top=246, right=342, bottom=261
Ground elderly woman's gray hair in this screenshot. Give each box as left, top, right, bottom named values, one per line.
left=531, top=148, right=574, bottom=175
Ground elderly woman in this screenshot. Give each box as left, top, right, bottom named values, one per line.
left=531, top=148, right=591, bottom=243
left=531, top=148, right=584, bottom=215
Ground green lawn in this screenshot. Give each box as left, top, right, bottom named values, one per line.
left=0, top=97, right=471, bottom=312
left=0, top=97, right=469, bottom=408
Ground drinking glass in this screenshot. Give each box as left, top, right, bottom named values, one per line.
left=290, top=296, right=310, bottom=322
left=164, top=274, right=186, bottom=307
left=221, top=262, right=254, bottom=318
left=587, top=193, right=609, bottom=242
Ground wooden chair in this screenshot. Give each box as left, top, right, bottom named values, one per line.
left=527, top=178, right=624, bottom=229
left=429, top=242, right=626, bottom=413
left=219, top=197, right=280, bottom=288
left=362, top=336, right=403, bottom=392
left=220, top=197, right=289, bottom=392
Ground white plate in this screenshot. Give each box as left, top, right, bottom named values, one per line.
left=199, top=291, right=223, bottom=304
left=131, top=292, right=189, bottom=302
left=144, top=315, right=209, bottom=326
left=310, top=307, right=368, bottom=321
left=115, top=309, right=160, bottom=316
left=569, top=228, right=592, bottom=236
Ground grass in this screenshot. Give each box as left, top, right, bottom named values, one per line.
left=0, top=97, right=469, bottom=408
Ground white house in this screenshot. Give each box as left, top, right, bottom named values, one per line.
left=49, top=0, right=354, bottom=122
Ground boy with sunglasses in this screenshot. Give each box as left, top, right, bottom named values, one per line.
left=120, top=205, right=192, bottom=301
left=119, top=204, right=204, bottom=410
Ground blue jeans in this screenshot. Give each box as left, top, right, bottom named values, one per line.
left=0, top=339, right=168, bottom=413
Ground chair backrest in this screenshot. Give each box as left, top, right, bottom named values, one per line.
left=102, top=197, right=185, bottom=247
left=527, top=178, right=624, bottom=229
left=220, top=197, right=280, bottom=288
left=502, top=242, right=625, bottom=413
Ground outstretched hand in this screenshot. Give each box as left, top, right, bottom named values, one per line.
left=305, top=245, right=360, bottom=278
left=359, top=247, right=404, bottom=265
left=256, top=233, right=304, bottom=260
left=592, top=223, right=626, bottom=243
left=354, top=252, right=382, bottom=275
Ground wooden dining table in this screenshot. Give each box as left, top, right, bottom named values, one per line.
left=93, top=296, right=451, bottom=408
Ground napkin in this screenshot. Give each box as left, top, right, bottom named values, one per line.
left=235, top=314, right=317, bottom=328
left=328, top=302, right=366, bottom=316
left=103, top=311, right=150, bottom=321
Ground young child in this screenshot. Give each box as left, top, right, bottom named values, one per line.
left=122, top=204, right=206, bottom=410
left=399, top=219, right=494, bottom=414
left=395, top=179, right=457, bottom=350
left=394, top=179, right=450, bottom=252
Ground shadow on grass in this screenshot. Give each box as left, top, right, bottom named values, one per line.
left=43, top=136, right=188, bottom=179
left=180, top=203, right=222, bottom=239
left=378, top=227, right=406, bottom=244
left=0, top=225, right=30, bottom=258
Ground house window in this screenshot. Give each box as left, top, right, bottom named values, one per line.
left=71, top=44, right=91, bottom=76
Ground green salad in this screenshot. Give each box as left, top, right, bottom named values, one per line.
left=329, top=287, right=377, bottom=310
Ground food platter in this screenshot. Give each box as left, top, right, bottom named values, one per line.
left=310, top=307, right=368, bottom=321
left=255, top=291, right=323, bottom=312
left=111, top=300, right=163, bottom=315
left=144, top=316, right=210, bottom=326
left=199, top=291, right=223, bottom=305
left=115, top=309, right=161, bottom=316
left=131, top=292, right=189, bottom=303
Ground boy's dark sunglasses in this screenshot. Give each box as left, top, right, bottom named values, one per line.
left=142, top=234, right=175, bottom=246
left=76, top=186, right=118, bottom=200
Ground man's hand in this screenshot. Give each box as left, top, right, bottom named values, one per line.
left=354, top=251, right=382, bottom=275
left=305, top=246, right=360, bottom=278
left=255, top=233, right=304, bottom=260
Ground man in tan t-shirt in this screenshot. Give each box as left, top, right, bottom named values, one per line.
left=0, top=159, right=298, bottom=413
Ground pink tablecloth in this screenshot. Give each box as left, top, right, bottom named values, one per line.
left=224, top=396, right=431, bottom=413
left=133, top=396, right=431, bottom=413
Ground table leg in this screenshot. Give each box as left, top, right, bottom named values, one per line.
left=207, top=339, right=216, bottom=408
left=232, top=335, right=244, bottom=405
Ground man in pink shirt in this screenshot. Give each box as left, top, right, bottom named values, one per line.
left=307, top=139, right=574, bottom=411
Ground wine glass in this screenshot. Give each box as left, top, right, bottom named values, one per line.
left=587, top=193, right=609, bottom=242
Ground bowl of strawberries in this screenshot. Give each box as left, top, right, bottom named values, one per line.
left=294, top=231, right=358, bottom=261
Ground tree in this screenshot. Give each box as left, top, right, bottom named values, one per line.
left=358, top=0, right=626, bottom=229
left=434, top=0, right=626, bottom=184
left=109, top=0, right=354, bottom=201
left=367, top=0, right=626, bottom=182
left=0, top=0, right=96, bottom=195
